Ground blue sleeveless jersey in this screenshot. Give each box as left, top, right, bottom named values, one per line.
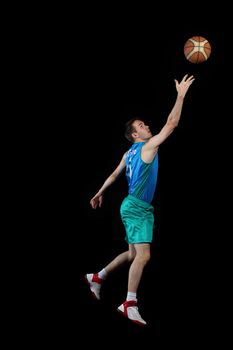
left=125, top=142, right=158, bottom=204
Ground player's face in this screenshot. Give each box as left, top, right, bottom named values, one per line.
left=133, top=120, right=152, bottom=140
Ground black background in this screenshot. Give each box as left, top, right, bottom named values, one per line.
left=31, top=8, right=230, bottom=348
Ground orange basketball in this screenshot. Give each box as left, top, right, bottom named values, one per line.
left=184, top=36, right=211, bottom=64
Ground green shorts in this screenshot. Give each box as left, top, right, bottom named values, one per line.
left=120, top=194, right=155, bottom=244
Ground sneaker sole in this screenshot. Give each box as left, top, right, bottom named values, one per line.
left=117, top=308, right=147, bottom=326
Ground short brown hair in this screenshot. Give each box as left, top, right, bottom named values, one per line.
left=124, top=118, right=139, bottom=142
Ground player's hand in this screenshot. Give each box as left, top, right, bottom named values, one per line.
left=90, top=194, right=103, bottom=209
left=175, top=74, right=195, bottom=98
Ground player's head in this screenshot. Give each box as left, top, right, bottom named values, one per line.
left=124, top=118, right=152, bottom=143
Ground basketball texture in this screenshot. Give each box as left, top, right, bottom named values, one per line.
left=184, top=36, right=211, bottom=64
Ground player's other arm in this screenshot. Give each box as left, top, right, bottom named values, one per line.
left=90, top=152, right=127, bottom=209
left=145, top=74, right=195, bottom=152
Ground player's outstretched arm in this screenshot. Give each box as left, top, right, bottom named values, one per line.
left=144, top=74, right=195, bottom=151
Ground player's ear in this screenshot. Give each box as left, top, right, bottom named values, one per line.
left=132, top=131, right=138, bottom=139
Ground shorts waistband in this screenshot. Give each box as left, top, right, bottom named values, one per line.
left=126, top=194, right=154, bottom=210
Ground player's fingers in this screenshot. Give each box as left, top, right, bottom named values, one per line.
left=182, top=74, right=188, bottom=82
left=187, top=75, right=194, bottom=82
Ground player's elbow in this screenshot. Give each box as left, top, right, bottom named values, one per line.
left=110, top=172, right=118, bottom=182
left=167, top=119, right=178, bottom=131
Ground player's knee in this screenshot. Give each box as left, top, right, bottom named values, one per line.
left=136, top=251, right=150, bottom=265
left=139, top=251, right=151, bottom=265
left=143, top=251, right=151, bottom=264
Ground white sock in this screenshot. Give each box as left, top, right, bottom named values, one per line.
left=126, top=292, right=137, bottom=301
left=98, top=268, right=108, bottom=280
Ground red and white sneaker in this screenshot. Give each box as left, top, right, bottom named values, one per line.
left=117, top=300, right=147, bottom=326
left=85, top=273, right=102, bottom=300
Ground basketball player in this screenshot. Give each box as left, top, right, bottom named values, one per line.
left=85, top=74, right=195, bottom=326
